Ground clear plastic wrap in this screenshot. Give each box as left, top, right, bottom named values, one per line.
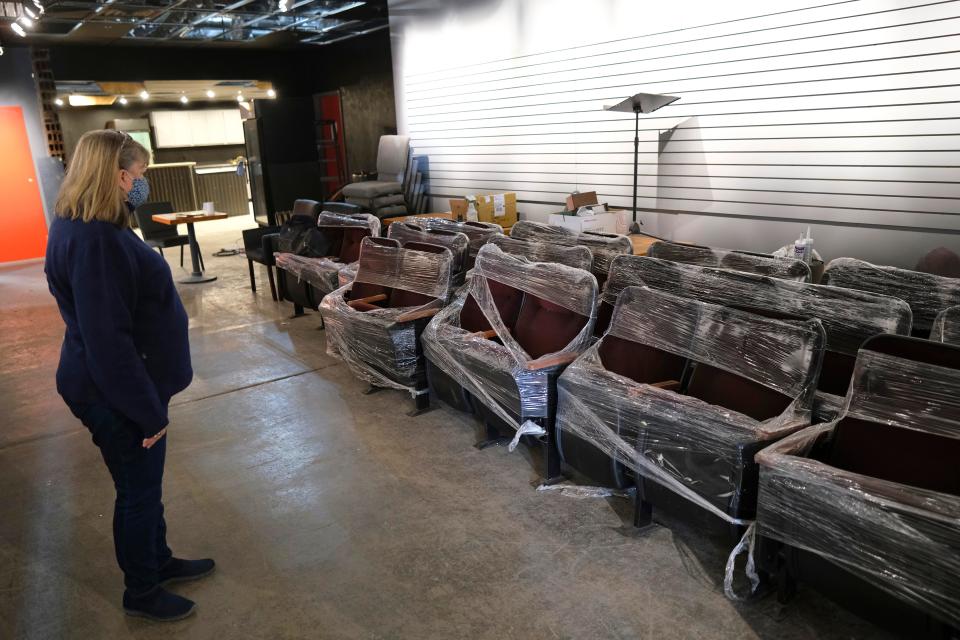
left=556, top=285, right=825, bottom=525
left=932, top=305, right=960, bottom=344
left=318, top=210, right=381, bottom=236
left=756, top=342, right=960, bottom=627
left=489, top=235, right=593, bottom=271
left=417, top=218, right=502, bottom=263
left=647, top=241, right=812, bottom=282
left=823, top=257, right=960, bottom=332
left=386, top=222, right=471, bottom=278
left=320, top=238, right=453, bottom=393
left=422, top=243, right=597, bottom=429
left=603, top=256, right=912, bottom=421
left=508, top=220, right=632, bottom=281
left=274, top=212, right=382, bottom=296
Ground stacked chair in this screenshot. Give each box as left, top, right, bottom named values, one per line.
left=417, top=218, right=502, bottom=269
left=591, top=257, right=912, bottom=421
left=386, top=222, right=471, bottom=286
left=555, top=285, right=825, bottom=533
left=275, top=211, right=381, bottom=317
left=509, top=221, right=633, bottom=287
left=340, top=135, right=411, bottom=218
left=489, top=235, right=593, bottom=271
left=647, top=240, right=812, bottom=282
left=422, top=243, right=598, bottom=482
left=755, top=334, right=960, bottom=638
left=822, top=258, right=960, bottom=336
left=932, top=305, right=960, bottom=344
left=320, top=237, right=454, bottom=414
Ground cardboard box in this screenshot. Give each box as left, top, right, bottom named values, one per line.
left=449, top=192, right=518, bottom=227
left=565, top=191, right=598, bottom=211
left=549, top=211, right=620, bottom=234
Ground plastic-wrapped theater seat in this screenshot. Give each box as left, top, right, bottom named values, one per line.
left=275, top=212, right=380, bottom=314
left=647, top=240, right=812, bottom=282
left=594, top=256, right=911, bottom=422
left=755, top=334, right=960, bottom=637
left=509, top=221, right=632, bottom=286
left=932, top=305, right=960, bottom=344
left=489, top=235, right=593, bottom=271
left=319, top=237, right=454, bottom=413
left=386, top=222, right=470, bottom=286
left=417, top=218, right=502, bottom=268
left=422, top=243, right=598, bottom=481
left=555, top=285, right=825, bottom=527
left=822, top=257, right=960, bottom=335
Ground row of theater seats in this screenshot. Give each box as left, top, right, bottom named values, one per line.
left=263, top=207, right=960, bottom=636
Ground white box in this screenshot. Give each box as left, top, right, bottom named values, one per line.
left=548, top=211, right=620, bottom=233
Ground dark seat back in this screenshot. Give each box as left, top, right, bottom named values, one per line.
left=459, top=281, right=524, bottom=333
left=598, top=336, right=686, bottom=385
left=388, top=241, right=449, bottom=308
left=686, top=364, right=794, bottom=422
left=134, top=202, right=178, bottom=240
left=513, top=295, right=590, bottom=359
left=349, top=237, right=398, bottom=301
left=827, top=334, right=960, bottom=495
left=292, top=199, right=322, bottom=220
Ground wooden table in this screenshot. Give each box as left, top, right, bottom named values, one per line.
left=152, top=211, right=228, bottom=284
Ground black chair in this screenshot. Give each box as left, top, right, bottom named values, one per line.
left=134, top=202, right=201, bottom=270
left=243, top=199, right=322, bottom=301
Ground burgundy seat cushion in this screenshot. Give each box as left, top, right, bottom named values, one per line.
left=459, top=281, right=524, bottom=333
left=686, top=364, right=793, bottom=422
left=828, top=417, right=960, bottom=496
left=817, top=350, right=856, bottom=396
left=513, top=295, right=589, bottom=359
left=598, top=335, right=686, bottom=385
left=339, top=228, right=371, bottom=263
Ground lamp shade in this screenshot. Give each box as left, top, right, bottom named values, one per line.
left=604, top=92, right=680, bottom=114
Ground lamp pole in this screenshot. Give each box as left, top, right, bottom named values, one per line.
left=632, top=105, right=640, bottom=231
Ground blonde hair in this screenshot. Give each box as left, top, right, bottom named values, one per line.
left=55, top=130, right=150, bottom=226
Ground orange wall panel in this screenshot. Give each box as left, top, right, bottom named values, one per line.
left=0, top=106, right=47, bottom=263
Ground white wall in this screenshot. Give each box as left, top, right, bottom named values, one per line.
left=387, top=0, right=960, bottom=267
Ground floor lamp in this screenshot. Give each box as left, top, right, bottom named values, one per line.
left=604, top=92, right=680, bottom=233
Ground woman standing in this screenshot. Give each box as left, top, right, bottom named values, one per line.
left=45, top=130, right=213, bottom=622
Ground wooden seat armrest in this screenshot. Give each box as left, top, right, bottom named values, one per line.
left=468, top=329, right=499, bottom=340
left=395, top=307, right=440, bottom=323
left=348, top=293, right=387, bottom=308
left=650, top=380, right=681, bottom=391
left=525, top=351, right=579, bottom=371
left=350, top=301, right=381, bottom=312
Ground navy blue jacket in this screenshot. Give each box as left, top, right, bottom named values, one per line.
left=45, top=217, right=192, bottom=437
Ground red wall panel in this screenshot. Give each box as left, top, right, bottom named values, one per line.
left=0, top=106, right=47, bottom=262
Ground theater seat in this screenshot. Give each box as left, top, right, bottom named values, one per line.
left=489, top=235, right=593, bottom=271
left=595, top=255, right=911, bottom=421
left=418, top=218, right=502, bottom=268
left=647, top=240, right=811, bottom=281
left=275, top=212, right=381, bottom=316
left=422, top=243, right=598, bottom=481
left=755, top=334, right=960, bottom=634
left=555, top=285, right=825, bottom=525
left=320, top=237, right=454, bottom=414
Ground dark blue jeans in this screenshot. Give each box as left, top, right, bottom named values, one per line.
left=76, top=404, right=172, bottom=596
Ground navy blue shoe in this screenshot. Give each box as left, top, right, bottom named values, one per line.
left=160, top=557, right=216, bottom=586
left=123, top=587, right=196, bottom=621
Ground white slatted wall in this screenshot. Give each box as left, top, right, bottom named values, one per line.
left=389, top=0, right=960, bottom=265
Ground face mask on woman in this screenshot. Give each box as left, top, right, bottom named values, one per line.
left=127, top=177, right=150, bottom=209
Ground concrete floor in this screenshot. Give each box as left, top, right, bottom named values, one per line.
left=0, top=216, right=892, bottom=639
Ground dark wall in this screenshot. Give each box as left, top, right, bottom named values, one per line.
left=340, top=71, right=397, bottom=175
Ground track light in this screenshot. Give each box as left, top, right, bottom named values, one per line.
left=180, top=95, right=189, bottom=104
left=11, top=22, right=26, bottom=37
left=236, top=94, right=244, bottom=102
left=139, top=90, right=149, bottom=100
left=32, top=0, right=44, bottom=14
left=278, top=0, right=289, bottom=11
left=118, top=96, right=128, bottom=105
left=18, top=15, right=33, bottom=28
left=54, top=98, right=63, bottom=106
left=206, top=89, right=215, bottom=98
left=267, top=88, right=276, bottom=98
left=24, top=6, right=37, bottom=19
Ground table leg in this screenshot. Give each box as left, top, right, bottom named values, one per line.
left=177, top=222, right=217, bottom=284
